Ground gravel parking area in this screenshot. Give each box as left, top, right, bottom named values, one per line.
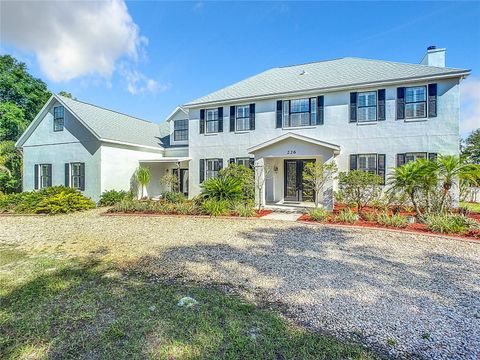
left=1, top=209, right=479, bottom=359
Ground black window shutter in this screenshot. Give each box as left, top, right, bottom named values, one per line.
left=249, top=103, right=255, bottom=130
left=218, top=107, right=223, bottom=132
left=276, top=100, right=283, bottom=128
left=249, top=158, right=255, bottom=170
left=229, top=106, right=235, bottom=132
left=199, top=109, right=205, bottom=134
left=199, top=159, right=205, bottom=183
left=396, top=153, right=406, bottom=167
left=79, top=163, right=85, bottom=191
left=378, top=89, right=386, bottom=121
left=34, top=164, right=39, bottom=189
left=229, top=158, right=235, bottom=164
left=65, top=163, right=70, bottom=187
left=428, top=153, right=438, bottom=161
left=349, top=154, right=358, bottom=170
left=397, top=87, right=405, bottom=120
left=218, top=158, right=223, bottom=169
left=377, top=154, right=386, bottom=184
left=428, top=83, right=437, bottom=118
left=47, top=164, right=52, bottom=187
left=317, top=96, right=324, bottom=125
left=349, top=92, right=357, bottom=122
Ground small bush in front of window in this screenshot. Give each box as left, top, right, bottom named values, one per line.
left=307, top=208, right=330, bottom=222
left=162, top=191, right=186, bottom=204
left=337, top=170, right=383, bottom=213
left=99, top=190, right=133, bottom=206
left=201, top=198, right=230, bottom=217
left=200, top=176, right=243, bottom=201
left=334, top=208, right=359, bottom=224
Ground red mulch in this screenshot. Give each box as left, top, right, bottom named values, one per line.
left=255, top=209, right=272, bottom=218
left=299, top=205, right=480, bottom=241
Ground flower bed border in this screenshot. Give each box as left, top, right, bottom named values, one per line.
left=297, top=213, right=480, bottom=242
left=102, top=209, right=272, bottom=219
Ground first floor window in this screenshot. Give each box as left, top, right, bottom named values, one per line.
left=174, top=119, right=188, bottom=141
left=236, top=105, right=250, bottom=131
left=66, top=162, right=85, bottom=190
left=397, top=152, right=437, bottom=167
left=358, top=154, right=378, bottom=174
left=405, top=86, right=426, bottom=119
left=236, top=157, right=250, bottom=168
left=405, top=152, right=427, bottom=163
left=357, top=91, right=377, bottom=122
left=206, top=108, right=219, bottom=133
left=39, top=164, right=52, bottom=189
left=54, top=106, right=64, bottom=131
left=206, top=159, right=221, bottom=180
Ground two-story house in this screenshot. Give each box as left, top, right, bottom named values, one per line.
left=16, top=47, right=470, bottom=207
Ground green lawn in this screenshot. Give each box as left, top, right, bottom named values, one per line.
left=460, top=201, right=480, bottom=213
left=0, top=246, right=374, bottom=360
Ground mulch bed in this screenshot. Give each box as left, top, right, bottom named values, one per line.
left=299, top=204, right=480, bottom=241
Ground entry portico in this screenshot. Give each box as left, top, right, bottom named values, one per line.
left=248, top=133, right=340, bottom=210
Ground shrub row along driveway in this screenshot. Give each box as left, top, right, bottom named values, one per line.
left=1, top=209, right=479, bottom=359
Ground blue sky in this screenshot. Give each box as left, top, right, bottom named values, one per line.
left=1, top=1, right=479, bottom=136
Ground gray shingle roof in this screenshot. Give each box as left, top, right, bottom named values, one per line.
left=58, top=95, right=164, bottom=149
left=185, top=57, right=469, bottom=106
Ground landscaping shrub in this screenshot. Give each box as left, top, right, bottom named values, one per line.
left=337, top=170, right=383, bottom=213
left=307, top=208, right=329, bottom=222
left=201, top=198, right=230, bottom=216
left=200, top=176, right=243, bottom=201
left=98, top=190, right=132, bottom=206
left=163, top=191, right=186, bottom=203
left=174, top=202, right=197, bottom=215
left=0, top=186, right=95, bottom=214
left=425, top=214, right=479, bottom=234
left=334, top=208, right=359, bottom=223
left=361, top=211, right=378, bottom=222
left=219, top=163, right=255, bottom=202
left=232, top=202, right=256, bottom=217
left=375, top=212, right=408, bottom=228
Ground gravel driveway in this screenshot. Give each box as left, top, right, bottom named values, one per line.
left=1, top=209, right=479, bottom=359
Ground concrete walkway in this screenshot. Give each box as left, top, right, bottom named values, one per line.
left=260, top=212, right=301, bottom=221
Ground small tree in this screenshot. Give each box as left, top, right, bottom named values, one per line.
left=135, top=166, right=151, bottom=199
left=254, top=163, right=273, bottom=210
left=160, top=173, right=178, bottom=192
left=337, top=170, right=383, bottom=213
left=302, top=160, right=338, bottom=207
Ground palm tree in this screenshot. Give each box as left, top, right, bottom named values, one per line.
left=436, top=155, right=480, bottom=212
left=135, top=166, right=151, bottom=199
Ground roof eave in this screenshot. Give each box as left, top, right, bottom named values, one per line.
left=184, top=70, right=471, bottom=108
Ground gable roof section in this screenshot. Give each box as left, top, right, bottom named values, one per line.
left=164, top=105, right=188, bottom=122
left=16, top=95, right=164, bottom=150
left=248, top=132, right=340, bottom=154
left=185, top=57, right=470, bottom=106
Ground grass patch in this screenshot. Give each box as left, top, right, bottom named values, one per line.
left=0, top=246, right=374, bottom=359
left=460, top=201, right=480, bottom=213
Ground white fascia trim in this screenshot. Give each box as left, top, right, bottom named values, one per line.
left=139, top=157, right=191, bottom=163
left=184, top=70, right=471, bottom=108
left=100, top=139, right=164, bottom=152
left=248, top=132, right=341, bottom=154
left=164, top=105, right=189, bottom=123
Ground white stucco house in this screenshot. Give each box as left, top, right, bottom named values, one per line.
left=16, top=47, right=470, bottom=207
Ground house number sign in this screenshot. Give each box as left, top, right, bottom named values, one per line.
left=286, top=150, right=296, bottom=155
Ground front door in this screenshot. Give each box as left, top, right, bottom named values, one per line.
left=284, top=159, right=314, bottom=202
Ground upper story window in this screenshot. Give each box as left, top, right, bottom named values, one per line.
left=174, top=119, right=188, bottom=141
left=357, top=92, right=377, bottom=122
left=405, top=86, right=426, bottom=119
left=206, top=158, right=221, bottom=180
left=53, top=106, right=64, bottom=131
left=206, top=108, right=219, bottom=133
left=282, top=97, right=319, bottom=127
left=236, top=105, right=250, bottom=131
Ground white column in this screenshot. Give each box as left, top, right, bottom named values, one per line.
left=254, top=157, right=266, bottom=208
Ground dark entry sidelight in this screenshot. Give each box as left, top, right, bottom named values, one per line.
left=172, top=168, right=189, bottom=196
left=284, top=159, right=314, bottom=202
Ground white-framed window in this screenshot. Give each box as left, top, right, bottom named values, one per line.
left=236, top=105, right=250, bottom=131
left=206, top=159, right=221, bottom=180
left=358, top=154, right=378, bottom=174
left=357, top=91, right=377, bottom=122
left=39, top=164, right=51, bottom=189
left=70, top=163, right=85, bottom=190
left=405, top=86, right=427, bottom=119
left=174, top=119, right=188, bottom=141
left=236, top=157, right=250, bottom=168
left=405, top=152, right=427, bottom=163
left=206, top=108, right=219, bottom=133
left=54, top=106, right=64, bottom=131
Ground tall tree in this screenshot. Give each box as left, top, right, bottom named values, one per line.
left=462, top=129, right=480, bottom=164
left=0, top=102, right=27, bottom=141
left=0, top=55, right=51, bottom=124
left=58, top=91, right=73, bottom=99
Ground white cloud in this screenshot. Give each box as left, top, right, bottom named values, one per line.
left=0, top=0, right=160, bottom=94
left=460, top=77, right=480, bottom=138
left=119, top=65, right=170, bottom=95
